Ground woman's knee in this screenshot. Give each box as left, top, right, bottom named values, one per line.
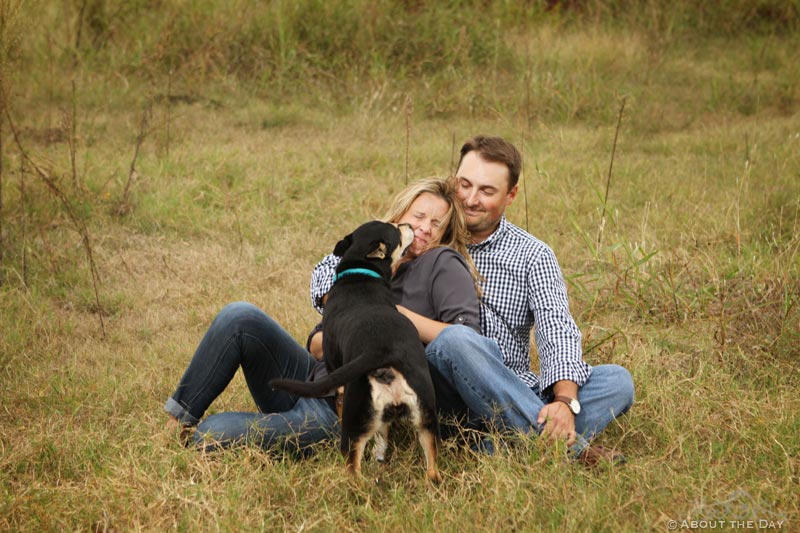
left=216, top=301, right=260, bottom=323
left=431, top=324, right=482, bottom=349
left=428, top=325, right=475, bottom=359
left=428, top=325, right=503, bottom=365
left=212, top=302, right=276, bottom=332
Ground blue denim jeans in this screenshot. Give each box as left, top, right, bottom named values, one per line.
left=425, top=325, right=634, bottom=455
left=164, top=302, right=339, bottom=451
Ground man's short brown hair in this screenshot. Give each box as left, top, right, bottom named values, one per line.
left=458, top=135, right=522, bottom=190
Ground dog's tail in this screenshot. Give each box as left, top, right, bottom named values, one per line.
left=269, top=358, right=373, bottom=398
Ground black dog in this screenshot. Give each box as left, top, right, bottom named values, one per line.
left=270, top=221, right=442, bottom=483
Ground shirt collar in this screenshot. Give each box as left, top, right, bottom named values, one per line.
left=468, top=216, right=509, bottom=251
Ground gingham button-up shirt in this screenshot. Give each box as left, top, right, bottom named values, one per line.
left=469, top=216, right=590, bottom=392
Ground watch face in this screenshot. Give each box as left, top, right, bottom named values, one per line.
left=570, top=399, right=581, bottom=415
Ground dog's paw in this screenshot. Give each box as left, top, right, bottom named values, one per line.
left=373, top=430, right=389, bottom=462
left=427, top=469, right=443, bottom=484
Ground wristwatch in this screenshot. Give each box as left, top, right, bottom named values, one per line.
left=553, top=395, right=581, bottom=415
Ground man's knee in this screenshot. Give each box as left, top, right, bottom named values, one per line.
left=615, top=365, right=635, bottom=408
left=595, top=364, right=635, bottom=413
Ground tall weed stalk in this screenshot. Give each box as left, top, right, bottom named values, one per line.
left=596, top=97, right=626, bottom=251
left=4, top=106, right=106, bottom=337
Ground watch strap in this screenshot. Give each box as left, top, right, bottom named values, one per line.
left=553, top=395, right=578, bottom=414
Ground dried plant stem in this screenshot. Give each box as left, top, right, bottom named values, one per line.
left=716, top=279, right=727, bottom=353
left=596, top=97, right=626, bottom=252
left=522, top=68, right=533, bottom=233
left=165, top=70, right=173, bottom=158
left=450, top=131, right=456, bottom=176
left=232, top=202, right=243, bottom=260
left=46, top=34, right=55, bottom=131
left=0, top=77, right=4, bottom=269
left=19, top=158, right=26, bottom=287
left=75, top=0, right=88, bottom=50
left=121, top=104, right=151, bottom=210
left=69, top=79, right=78, bottom=190
left=404, top=95, right=412, bottom=185
left=735, top=133, right=751, bottom=261
left=0, top=6, right=5, bottom=269
left=4, top=105, right=106, bottom=337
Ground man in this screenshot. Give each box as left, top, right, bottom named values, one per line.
left=310, top=136, right=634, bottom=466
left=428, top=135, right=634, bottom=466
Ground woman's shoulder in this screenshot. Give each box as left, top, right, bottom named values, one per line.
left=416, top=246, right=468, bottom=268
left=423, top=245, right=466, bottom=262
left=414, top=247, right=472, bottom=279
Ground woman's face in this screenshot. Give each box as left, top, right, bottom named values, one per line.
left=397, top=192, right=449, bottom=258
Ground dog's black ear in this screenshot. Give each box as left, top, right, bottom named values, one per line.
left=366, top=241, right=387, bottom=259
left=333, top=233, right=354, bottom=257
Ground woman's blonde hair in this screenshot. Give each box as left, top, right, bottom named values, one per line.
left=382, top=177, right=482, bottom=296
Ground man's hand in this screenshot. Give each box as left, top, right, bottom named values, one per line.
left=537, top=378, right=580, bottom=446
left=536, top=402, right=577, bottom=446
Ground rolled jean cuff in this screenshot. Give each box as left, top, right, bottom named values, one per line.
left=164, top=397, right=200, bottom=427
left=568, top=434, right=591, bottom=457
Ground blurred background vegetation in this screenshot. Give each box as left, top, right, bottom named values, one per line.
left=7, top=0, right=800, bottom=120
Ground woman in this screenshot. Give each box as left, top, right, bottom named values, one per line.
left=165, top=177, right=480, bottom=451
left=308, top=176, right=481, bottom=353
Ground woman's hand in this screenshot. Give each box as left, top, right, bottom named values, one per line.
left=308, top=331, right=324, bottom=361
left=396, top=305, right=449, bottom=344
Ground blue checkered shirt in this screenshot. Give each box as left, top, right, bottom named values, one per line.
left=309, top=216, right=591, bottom=392
left=469, top=216, right=590, bottom=392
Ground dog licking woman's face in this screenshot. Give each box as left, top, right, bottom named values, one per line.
left=396, top=192, right=449, bottom=258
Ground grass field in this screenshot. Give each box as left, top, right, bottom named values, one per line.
left=1, top=1, right=799, bottom=531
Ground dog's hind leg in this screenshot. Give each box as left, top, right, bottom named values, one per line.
left=373, top=423, right=390, bottom=462
left=344, top=435, right=369, bottom=477
left=417, top=428, right=442, bottom=484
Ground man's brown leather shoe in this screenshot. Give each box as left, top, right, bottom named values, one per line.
left=576, top=445, right=626, bottom=468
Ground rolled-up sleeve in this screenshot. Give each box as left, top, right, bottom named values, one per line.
left=310, top=253, right=340, bottom=314
left=429, top=249, right=481, bottom=333
left=528, top=246, right=591, bottom=391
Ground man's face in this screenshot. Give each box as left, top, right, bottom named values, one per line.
left=455, top=151, right=517, bottom=243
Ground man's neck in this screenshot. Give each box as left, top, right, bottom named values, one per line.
left=469, top=221, right=502, bottom=245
